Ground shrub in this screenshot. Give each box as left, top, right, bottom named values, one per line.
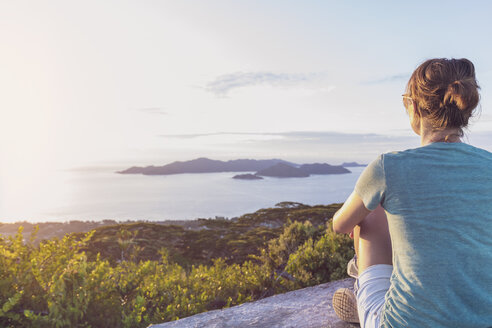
left=286, top=223, right=354, bottom=287
left=0, top=210, right=353, bottom=327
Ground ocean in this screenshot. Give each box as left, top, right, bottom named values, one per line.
left=1, top=167, right=365, bottom=223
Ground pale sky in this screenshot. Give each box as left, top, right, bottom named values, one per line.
left=2, top=1, right=492, bottom=215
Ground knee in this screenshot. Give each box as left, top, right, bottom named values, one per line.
left=359, top=206, right=389, bottom=240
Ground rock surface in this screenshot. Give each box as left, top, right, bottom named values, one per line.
left=150, top=278, right=358, bottom=328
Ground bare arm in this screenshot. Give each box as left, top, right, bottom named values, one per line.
left=332, top=191, right=371, bottom=234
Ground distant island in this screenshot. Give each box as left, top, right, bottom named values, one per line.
left=299, top=163, right=351, bottom=174
left=341, top=162, right=367, bottom=167
left=232, top=173, right=263, bottom=180
left=118, top=157, right=355, bottom=178
left=118, top=158, right=296, bottom=175
left=256, top=163, right=310, bottom=178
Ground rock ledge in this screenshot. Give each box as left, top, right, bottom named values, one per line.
left=149, top=278, right=358, bottom=328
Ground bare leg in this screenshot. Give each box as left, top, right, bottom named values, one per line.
left=333, top=206, right=392, bottom=323
left=353, top=205, right=392, bottom=273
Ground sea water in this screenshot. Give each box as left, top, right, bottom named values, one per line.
left=0, top=167, right=365, bottom=223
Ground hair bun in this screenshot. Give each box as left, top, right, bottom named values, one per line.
left=407, top=58, right=480, bottom=130
left=443, top=78, right=479, bottom=112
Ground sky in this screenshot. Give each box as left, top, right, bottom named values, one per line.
left=2, top=0, right=492, bottom=217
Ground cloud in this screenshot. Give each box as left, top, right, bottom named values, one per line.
left=205, top=72, right=334, bottom=96
left=159, top=130, right=417, bottom=144
left=160, top=132, right=271, bottom=139
left=159, top=132, right=284, bottom=143
left=157, top=130, right=422, bottom=163
left=363, top=73, right=410, bottom=85
left=152, top=130, right=491, bottom=165
left=137, top=107, right=167, bottom=115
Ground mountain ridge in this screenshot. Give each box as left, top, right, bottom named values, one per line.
left=117, top=158, right=297, bottom=175
left=256, top=163, right=310, bottom=178
left=117, top=158, right=361, bottom=176
left=341, top=161, right=367, bottom=167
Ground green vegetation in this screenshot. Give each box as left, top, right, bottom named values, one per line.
left=0, top=202, right=353, bottom=328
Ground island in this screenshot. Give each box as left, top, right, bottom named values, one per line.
left=118, top=157, right=357, bottom=178
left=117, top=158, right=297, bottom=175
left=299, top=163, right=350, bottom=174
left=232, top=173, right=263, bottom=180
left=341, top=161, right=367, bottom=167
left=255, top=163, right=310, bottom=178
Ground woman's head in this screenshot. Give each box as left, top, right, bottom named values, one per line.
left=404, top=58, right=480, bottom=134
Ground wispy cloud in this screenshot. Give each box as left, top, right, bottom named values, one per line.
left=136, top=107, right=167, bottom=115
left=363, top=73, right=410, bottom=85
left=159, top=130, right=416, bottom=144
left=205, top=72, right=334, bottom=96
left=158, top=130, right=422, bottom=163
left=157, top=130, right=492, bottom=162
left=162, top=132, right=239, bottom=139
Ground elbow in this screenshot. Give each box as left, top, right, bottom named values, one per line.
left=332, top=222, right=351, bottom=234
left=332, top=225, right=342, bottom=234
left=332, top=212, right=348, bottom=234
left=332, top=220, right=342, bottom=234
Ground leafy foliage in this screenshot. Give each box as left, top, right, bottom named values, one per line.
left=0, top=203, right=354, bottom=327
left=286, top=223, right=354, bottom=287
left=79, top=203, right=342, bottom=267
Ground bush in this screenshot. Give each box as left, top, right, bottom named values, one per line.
left=0, top=215, right=353, bottom=327
left=286, top=223, right=354, bottom=287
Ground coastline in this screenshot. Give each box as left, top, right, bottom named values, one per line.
left=2, top=167, right=365, bottom=223
left=0, top=202, right=343, bottom=243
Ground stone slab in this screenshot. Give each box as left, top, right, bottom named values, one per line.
left=149, top=278, right=359, bottom=328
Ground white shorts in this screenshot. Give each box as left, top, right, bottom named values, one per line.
left=354, top=264, right=393, bottom=328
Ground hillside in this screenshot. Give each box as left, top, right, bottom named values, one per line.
left=0, top=202, right=343, bottom=267
left=78, top=202, right=343, bottom=266
left=0, top=219, right=204, bottom=244
left=0, top=202, right=354, bottom=328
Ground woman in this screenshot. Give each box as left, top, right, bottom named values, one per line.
left=332, top=58, right=492, bottom=327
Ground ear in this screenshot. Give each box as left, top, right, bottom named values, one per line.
left=408, top=104, right=422, bottom=136
left=409, top=101, right=421, bottom=117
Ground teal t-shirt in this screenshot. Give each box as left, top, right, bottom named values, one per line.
left=355, top=142, right=492, bottom=327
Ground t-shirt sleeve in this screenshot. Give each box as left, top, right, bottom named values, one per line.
left=354, top=155, right=386, bottom=211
